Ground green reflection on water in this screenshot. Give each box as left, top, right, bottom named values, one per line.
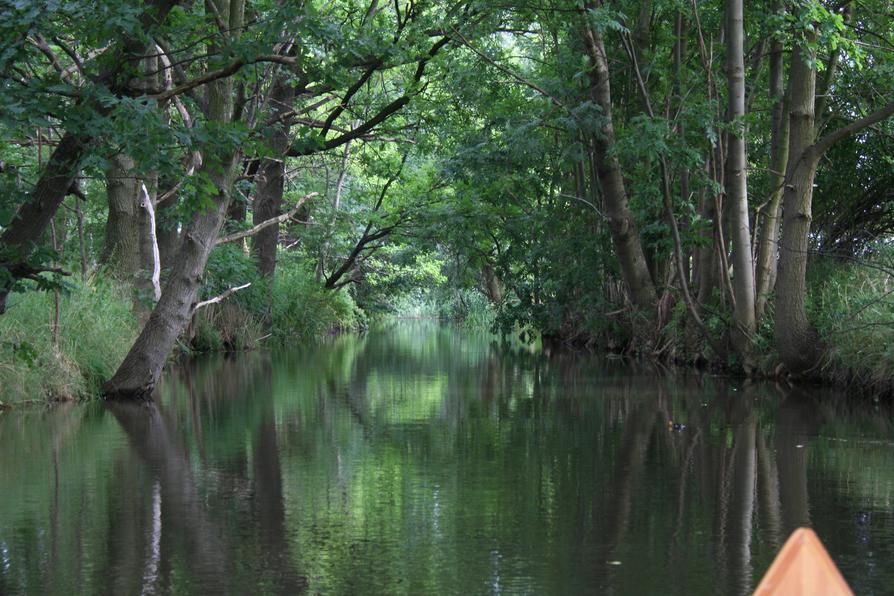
left=2, top=321, right=894, bottom=595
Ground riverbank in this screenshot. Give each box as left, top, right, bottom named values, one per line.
left=5, top=255, right=894, bottom=407
left=0, top=268, right=363, bottom=406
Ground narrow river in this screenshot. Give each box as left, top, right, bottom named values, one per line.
left=2, top=322, right=893, bottom=594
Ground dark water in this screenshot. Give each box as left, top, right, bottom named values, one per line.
left=2, top=323, right=894, bottom=595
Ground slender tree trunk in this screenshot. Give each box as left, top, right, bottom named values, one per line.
left=103, top=0, right=245, bottom=399
left=317, top=128, right=354, bottom=281
left=724, top=0, right=756, bottom=368
left=754, top=23, right=788, bottom=321
left=75, top=195, right=88, bottom=282
left=252, top=79, right=295, bottom=278
left=580, top=14, right=656, bottom=314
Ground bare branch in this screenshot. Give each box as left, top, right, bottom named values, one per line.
left=192, top=283, right=251, bottom=313
left=214, top=191, right=317, bottom=245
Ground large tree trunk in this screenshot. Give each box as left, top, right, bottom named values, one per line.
left=776, top=30, right=894, bottom=373
left=775, top=37, right=822, bottom=373
left=754, top=22, right=788, bottom=322
left=481, top=263, right=503, bottom=304
left=103, top=0, right=245, bottom=399
left=102, top=155, right=156, bottom=296
left=102, top=173, right=235, bottom=398
left=580, top=15, right=656, bottom=314
left=724, top=0, right=756, bottom=368
left=252, top=79, right=296, bottom=277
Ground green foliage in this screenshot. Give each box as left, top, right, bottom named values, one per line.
left=0, top=280, right=138, bottom=402
left=270, top=260, right=361, bottom=343
left=811, top=252, right=894, bottom=387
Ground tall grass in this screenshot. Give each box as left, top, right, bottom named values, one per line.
left=0, top=280, right=139, bottom=404
left=811, top=253, right=894, bottom=389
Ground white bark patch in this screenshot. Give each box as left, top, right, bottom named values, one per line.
left=140, top=182, right=162, bottom=302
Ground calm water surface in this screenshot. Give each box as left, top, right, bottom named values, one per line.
left=2, top=322, right=894, bottom=594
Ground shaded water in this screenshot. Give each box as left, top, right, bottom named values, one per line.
left=2, top=322, right=894, bottom=595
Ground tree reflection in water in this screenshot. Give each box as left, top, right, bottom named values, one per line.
left=1, top=323, right=893, bottom=595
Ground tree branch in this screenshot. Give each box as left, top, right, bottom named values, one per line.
left=192, top=283, right=251, bottom=313
left=812, top=99, right=894, bottom=157
left=287, top=36, right=450, bottom=157
left=214, top=191, right=317, bottom=245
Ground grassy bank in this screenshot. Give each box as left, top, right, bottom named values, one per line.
left=0, top=257, right=364, bottom=406
left=0, top=281, right=140, bottom=404
left=810, top=253, right=894, bottom=394
left=8, top=248, right=894, bottom=407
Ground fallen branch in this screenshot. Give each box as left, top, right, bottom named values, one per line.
left=192, top=283, right=251, bottom=313
left=214, top=191, right=317, bottom=246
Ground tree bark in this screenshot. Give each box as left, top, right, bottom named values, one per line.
left=754, top=22, right=788, bottom=322
left=724, top=0, right=757, bottom=368
left=252, top=79, right=295, bottom=277
left=481, top=263, right=503, bottom=304
left=103, top=0, right=245, bottom=399
left=156, top=195, right=181, bottom=268
left=101, top=155, right=156, bottom=298
left=775, top=37, right=822, bottom=373
left=580, top=13, right=656, bottom=314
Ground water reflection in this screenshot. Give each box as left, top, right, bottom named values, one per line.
left=2, top=322, right=894, bottom=594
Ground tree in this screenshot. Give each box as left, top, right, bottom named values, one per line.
left=724, top=0, right=757, bottom=366
left=775, top=5, right=894, bottom=373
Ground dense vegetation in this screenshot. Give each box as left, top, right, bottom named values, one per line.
left=2, top=0, right=894, bottom=403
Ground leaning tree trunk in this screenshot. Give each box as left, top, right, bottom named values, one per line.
left=252, top=78, right=296, bottom=278
left=580, top=13, right=656, bottom=314
left=724, top=0, right=757, bottom=368
left=0, top=133, right=84, bottom=313
left=0, top=0, right=177, bottom=313
left=103, top=0, right=245, bottom=399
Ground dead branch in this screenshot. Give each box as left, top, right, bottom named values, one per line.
left=192, top=283, right=251, bottom=313
left=214, top=191, right=317, bottom=246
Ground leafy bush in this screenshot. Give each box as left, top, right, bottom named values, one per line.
left=0, top=280, right=139, bottom=403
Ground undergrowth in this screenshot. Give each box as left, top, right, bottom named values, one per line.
left=191, top=249, right=362, bottom=351
left=270, top=261, right=362, bottom=343
left=812, top=252, right=894, bottom=389
left=0, top=280, right=139, bottom=404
